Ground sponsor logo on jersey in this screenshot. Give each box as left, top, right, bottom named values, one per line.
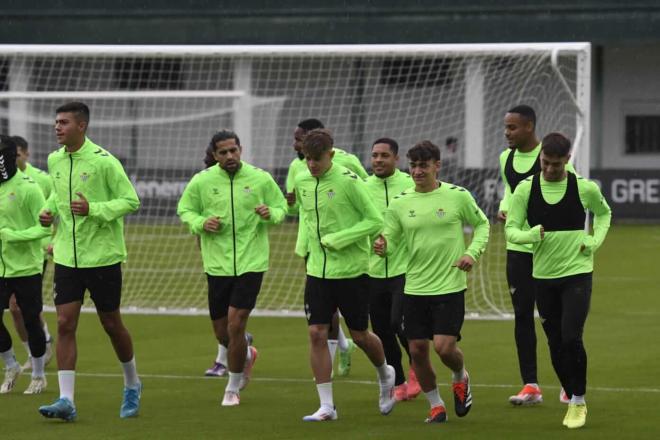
left=212, top=188, right=219, bottom=195
left=408, top=210, right=416, bottom=217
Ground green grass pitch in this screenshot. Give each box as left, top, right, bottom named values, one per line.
left=2, top=224, right=659, bottom=438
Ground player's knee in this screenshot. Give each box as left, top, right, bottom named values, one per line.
left=350, top=330, right=369, bottom=348
left=434, top=341, right=456, bottom=359
left=308, top=327, right=328, bottom=346
left=409, top=341, right=428, bottom=360
left=57, top=314, right=77, bottom=335
left=99, top=316, right=124, bottom=337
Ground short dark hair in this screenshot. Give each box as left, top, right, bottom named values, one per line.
left=297, top=118, right=325, bottom=132
left=407, top=140, right=441, bottom=162
left=11, top=135, right=28, bottom=151
left=507, top=104, right=536, bottom=127
left=56, top=102, right=90, bottom=125
left=372, top=137, right=399, bottom=155
left=302, top=128, right=333, bottom=159
left=0, top=134, right=17, bottom=152
left=541, top=132, right=571, bottom=157
left=211, top=130, right=241, bottom=150
left=445, top=136, right=458, bottom=146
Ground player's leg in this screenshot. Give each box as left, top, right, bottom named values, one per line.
left=8, top=294, right=32, bottom=372
left=559, top=274, right=592, bottom=429
left=340, top=276, right=395, bottom=416
left=369, top=276, right=406, bottom=401
left=506, top=250, right=542, bottom=405
left=1, top=284, right=22, bottom=394
left=302, top=276, right=337, bottom=421
left=390, top=276, right=419, bottom=399
left=13, top=275, right=47, bottom=395
left=206, top=274, right=230, bottom=378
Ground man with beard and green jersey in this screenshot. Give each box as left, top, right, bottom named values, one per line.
left=178, top=129, right=287, bottom=407
left=285, top=118, right=366, bottom=377
left=374, top=140, right=489, bottom=424
left=365, top=137, right=421, bottom=403
left=506, top=132, right=611, bottom=430
left=294, top=128, right=396, bottom=422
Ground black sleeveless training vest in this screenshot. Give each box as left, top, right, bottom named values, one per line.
left=504, top=148, right=541, bottom=193
left=527, top=171, right=585, bottom=231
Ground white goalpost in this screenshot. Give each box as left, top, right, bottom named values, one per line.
left=0, top=43, right=591, bottom=318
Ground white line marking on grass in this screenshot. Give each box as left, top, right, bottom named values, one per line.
left=48, top=372, right=660, bottom=394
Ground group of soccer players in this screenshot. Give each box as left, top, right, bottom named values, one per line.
left=0, top=101, right=610, bottom=430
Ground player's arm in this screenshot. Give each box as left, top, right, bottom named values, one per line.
left=177, top=176, right=210, bottom=235
left=497, top=151, right=511, bottom=221
left=256, top=174, right=288, bottom=225
left=461, top=191, right=490, bottom=262
left=505, top=182, right=544, bottom=244
left=0, top=187, right=50, bottom=242
left=285, top=164, right=300, bottom=215
left=86, top=158, right=140, bottom=221
left=378, top=206, right=403, bottom=257
left=321, top=179, right=383, bottom=250
left=579, top=180, right=612, bottom=255
left=346, top=154, right=369, bottom=179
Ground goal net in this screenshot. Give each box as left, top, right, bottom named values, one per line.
left=0, top=43, right=590, bottom=318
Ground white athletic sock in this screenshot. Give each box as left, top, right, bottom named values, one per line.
left=32, top=355, right=45, bottom=378
left=328, top=340, right=338, bottom=365
left=0, top=348, right=20, bottom=369
left=42, top=320, right=51, bottom=342
left=337, top=327, right=349, bottom=351
left=216, top=344, right=228, bottom=365
left=425, top=387, right=445, bottom=408
left=226, top=372, right=243, bottom=393
left=571, top=394, right=586, bottom=404
left=452, top=367, right=466, bottom=382
left=21, top=340, right=32, bottom=358
left=525, top=383, right=540, bottom=389
left=376, top=362, right=390, bottom=383
left=121, top=357, right=140, bottom=388
left=58, top=370, right=75, bottom=402
left=316, top=382, right=334, bottom=409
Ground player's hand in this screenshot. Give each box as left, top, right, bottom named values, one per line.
left=203, top=216, right=221, bottom=232
left=453, top=255, right=476, bottom=272
left=285, top=192, right=296, bottom=206
left=539, top=225, right=545, bottom=240
left=374, top=234, right=387, bottom=256
left=39, top=210, right=54, bottom=226
left=255, top=204, right=271, bottom=220
left=46, top=244, right=54, bottom=255
left=497, top=210, right=507, bottom=222
left=71, top=192, right=89, bottom=216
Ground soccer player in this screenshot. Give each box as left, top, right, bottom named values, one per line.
left=286, top=118, right=366, bottom=377
left=8, top=135, right=54, bottom=372
left=365, top=137, right=421, bottom=402
left=497, top=105, right=577, bottom=405
left=0, top=135, right=50, bottom=395
left=178, top=129, right=287, bottom=406
left=294, top=128, right=395, bottom=421
left=374, top=140, right=489, bottom=424
left=505, top=133, right=611, bottom=429
left=38, top=102, right=142, bottom=421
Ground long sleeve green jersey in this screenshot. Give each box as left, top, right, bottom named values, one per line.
left=286, top=147, right=368, bottom=257
left=44, top=138, right=140, bottom=268
left=365, top=169, right=414, bottom=278
left=0, top=171, right=50, bottom=277
left=498, top=145, right=576, bottom=252
left=505, top=172, right=611, bottom=279
left=383, top=183, right=490, bottom=295
left=177, top=161, right=287, bottom=276
left=294, top=163, right=382, bottom=279
left=23, top=162, right=53, bottom=257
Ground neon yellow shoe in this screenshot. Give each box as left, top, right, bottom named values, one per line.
left=337, top=339, right=355, bottom=377
left=565, top=403, right=587, bottom=429
left=562, top=403, right=574, bottom=426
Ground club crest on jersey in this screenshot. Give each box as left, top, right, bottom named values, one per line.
left=408, top=210, right=416, bottom=218
left=243, top=186, right=252, bottom=194
left=327, top=189, right=335, bottom=199
left=80, top=172, right=90, bottom=182
left=7, top=192, right=16, bottom=201
left=436, top=208, right=446, bottom=218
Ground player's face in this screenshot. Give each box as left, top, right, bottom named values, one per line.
left=504, top=112, right=533, bottom=149
left=540, top=151, right=569, bottom=182
left=409, top=159, right=440, bottom=187
left=213, top=138, right=242, bottom=174
left=293, top=127, right=306, bottom=153
left=371, top=143, right=398, bottom=178
left=16, top=148, right=29, bottom=170
left=305, top=149, right=334, bottom=177
left=55, top=112, right=86, bottom=147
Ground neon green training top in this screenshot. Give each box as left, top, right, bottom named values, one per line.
left=44, top=137, right=140, bottom=268
left=178, top=161, right=287, bottom=276
left=383, top=183, right=490, bottom=295
left=23, top=162, right=53, bottom=257
left=294, top=163, right=382, bottom=279
left=0, top=171, right=50, bottom=277
left=365, top=169, right=414, bottom=278
left=505, top=172, right=611, bottom=279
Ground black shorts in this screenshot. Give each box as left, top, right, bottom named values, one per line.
left=369, top=274, right=406, bottom=329
left=207, top=272, right=264, bottom=320
left=304, top=275, right=370, bottom=331
left=403, top=291, right=465, bottom=340
left=53, top=263, right=123, bottom=313
left=0, top=275, right=43, bottom=316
